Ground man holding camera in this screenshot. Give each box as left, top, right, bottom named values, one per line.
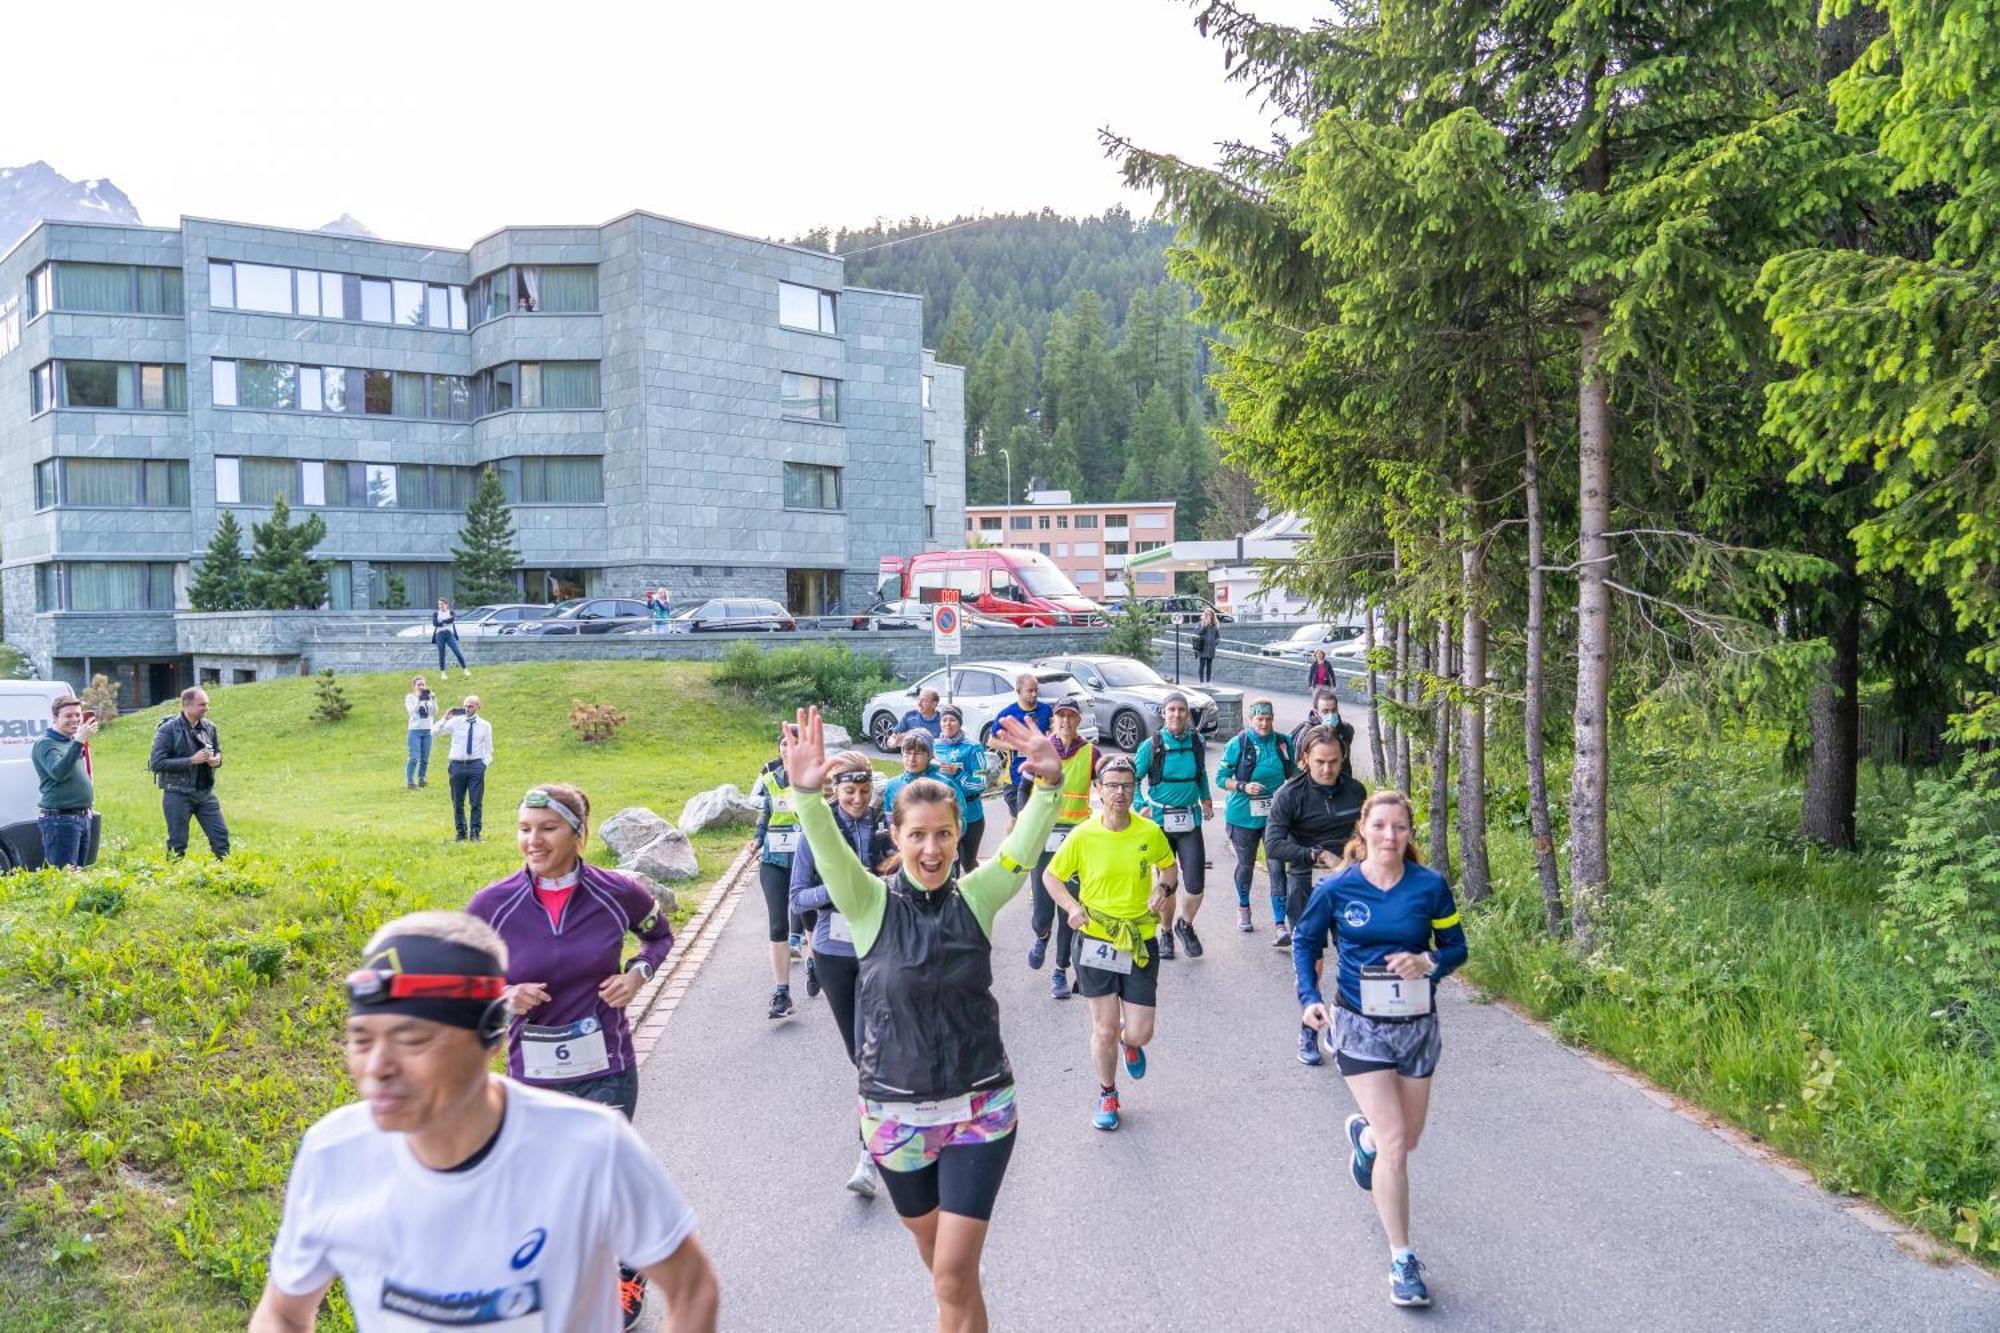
left=431, top=695, right=493, bottom=842
left=404, top=676, right=437, bottom=789
left=33, top=694, right=98, bottom=868
left=149, top=685, right=230, bottom=860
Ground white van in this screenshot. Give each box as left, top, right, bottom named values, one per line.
left=0, top=680, right=102, bottom=870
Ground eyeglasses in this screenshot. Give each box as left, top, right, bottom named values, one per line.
left=1100, top=781, right=1136, bottom=793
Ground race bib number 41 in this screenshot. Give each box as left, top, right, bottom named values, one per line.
left=1076, top=937, right=1134, bottom=975
left=1359, top=966, right=1431, bottom=1018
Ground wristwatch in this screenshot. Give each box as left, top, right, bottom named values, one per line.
left=629, top=959, right=654, bottom=982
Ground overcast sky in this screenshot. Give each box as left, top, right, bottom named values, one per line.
left=5, top=0, right=1321, bottom=247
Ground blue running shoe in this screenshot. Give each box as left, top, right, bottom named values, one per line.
left=1051, top=968, right=1071, bottom=1000
left=1298, top=1025, right=1323, bottom=1066
left=1346, top=1113, right=1375, bottom=1192
left=1122, top=1040, right=1146, bottom=1079
left=1389, top=1254, right=1430, bottom=1307
left=1093, top=1089, right=1120, bottom=1131
left=1027, top=935, right=1049, bottom=970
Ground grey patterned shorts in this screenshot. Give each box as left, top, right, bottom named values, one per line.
left=1330, top=1007, right=1442, bottom=1078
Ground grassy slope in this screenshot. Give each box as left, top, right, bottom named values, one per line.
left=0, top=662, right=797, bottom=1330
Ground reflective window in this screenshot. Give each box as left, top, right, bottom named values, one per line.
left=322, top=272, right=348, bottom=319
left=780, top=371, right=839, bottom=421
left=296, top=271, right=321, bottom=317
left=234, top=263, right=295, bottom=314
left=365, top=463, right=398, bottom=508
left=779, top=281, right=837, bottom=334
left=471, top=362, right=599, bottom=415
left=495, top=456, right=606, bottom=504
left=359, top=279, right=391, bottom=324
left=393, top=279, right=425, bottom=326
left=783, top=462, right=841, bottom=510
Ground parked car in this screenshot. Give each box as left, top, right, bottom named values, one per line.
left=660, top=598, right=797, bottom=633
left=861, top=661, right=1097, bottom=753
left=878, top=548, right=1104, bottom=627
left=848, top=598, right=1016, bottom=632
left=1113, top=595, right=1234, bottom=626
left=1034, top=654, right=1219, bottom=751
left=1260, top=621, right=1367, bottom=659
left=394, top=604, right=530, bottom=639
left=513, top=597, right=654, bottom=636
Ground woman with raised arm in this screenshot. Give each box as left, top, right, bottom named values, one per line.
left=783, top=705, right=1062, bottom=1333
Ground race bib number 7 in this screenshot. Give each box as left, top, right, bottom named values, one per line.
left=766, top=827, right=799, bottom=853
left=1359, top=966, right=1431, bottom=1018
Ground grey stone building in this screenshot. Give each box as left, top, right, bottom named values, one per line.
left=0, top=212, right=964, bottom=703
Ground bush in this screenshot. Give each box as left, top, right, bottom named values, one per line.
left=713, top=640, right=897, bottom=733
left=308, top=669, right=350, bottom=724
left=1102, top=600, right=1162, bottom=666
left=81, top=673, right=121, bottom=727
left=381, top=574, right=409, bottom=611
left=0, top=643, right=30, bottom=680
left=1883, top=748, right=2000, bottom=1040
left=569, top=699, right=627, bottom=744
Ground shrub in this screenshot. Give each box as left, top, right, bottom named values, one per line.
left=1102, top=600, right=1162, bottom=666
left=81, top=673, right=121, bottom=727
left=308, top=669, right=350, bottom=724
left=0, top=643, right=30, bottom=680
left=713, top=640, right=897, bottom=733
left=381, top=574, right=409, bottom=611
left=1883, top=747, right=2000, bottom=1040
left=569, top=699, right=627, bottom=744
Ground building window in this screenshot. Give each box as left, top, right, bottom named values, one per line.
left=926, top=505, right=937, bottom=539
left=212, top=358, right=471, bottom=420
left=1074, top=568, right=1099, bottom=583
left=1056, top=543, right=1069, bottom=557
left=1106, top=513, right=1129, bottom=527
left=1056, top=515, right=1069, bottom=529
left=1137, top=512, right=1169, bottom=529
left=370, top=562, right=455, bottom=608
left=36, top=360, right=186, bottom=411
left=31, top=262, right=185, bottom=316
left=778, top=281, right=838, bottom=334
left=1036, top=516, right=1051, bottom=530
left=782, top=462, right=842, bottom=511
left=1074, top=514, right=1098, bottom=529
left=780, top=371, right=840, bottom=422
left=34, top=461, right=56, bottom=509
left=1038, top=542, right=1051, bottom=555
left=1136, top=540, right=1166, bottom=552
left=44, top=561, right=185, bottom=611
left=522, top=567, right=592, bottom=602
left=922, top=374, right=934, bottom=408
left=37, top=458, right=190, bottom=508
left=208, top=260, right=467, bottom=329
left=0, top=294, right=20, bottom=356
left=219, top=457, right=487, bottom=510
left=925, top=440, right=936, bottom=475
left=1073, top=541, right=1098, bottom=557
left=35, top=564, right=60, bottom=611
left=495, top=456, right=606, bottom=504
left=472, top=362, right=600, bottom=415
left=30, top=362, right=54, bottom=414
left=1010, top=516, right=1032, bottom=531
left=470, top=265, right=598, bottom=322
left=979, top=517, right=1002, bottom=532
left=29, top=265, right=54, bottom=319
left=1106, top=541, right=1130, bottom=555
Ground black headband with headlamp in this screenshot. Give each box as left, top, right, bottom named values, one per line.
left=347, top=933, right=509, bottom=1041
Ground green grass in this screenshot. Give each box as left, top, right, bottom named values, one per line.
left=0, top=662, right=794, bottom=1330
left=1462, top=741, right=2000, bottom=1265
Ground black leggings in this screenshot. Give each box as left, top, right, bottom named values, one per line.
left=1165, top=822, right=1207, bottom=896
left=958, top=816, right=986, bottom=873
left=816, top=951, right=861, bottom=1065
left=1229, top=822, right=1285, bottom=908
left=759, top=860, right=792, bottom=943
left=1030, top=845, right=1078, bottom=970
left=878, top=1131, right=1018, bottom=1221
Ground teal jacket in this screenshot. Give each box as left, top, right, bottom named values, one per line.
left=31, top=731, right=93, bottom=810
left=930, top=736, right=989, bottom=819
left=1216, top=729, right=1293, bottom=830
left=884, top=764, right=971, bottom=822
left=1134, top=728, right=1212, bottom=823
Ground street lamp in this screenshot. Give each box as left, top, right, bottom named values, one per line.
left=999, top=448, right=1013, bottom=547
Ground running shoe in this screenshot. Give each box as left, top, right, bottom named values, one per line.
left=846, top=1149, right=878, bottom=1199
left=1298, top=1025, right=1323, bottom=1067
left=1051, top=969, right=1071, bottom=1001
left=1389, top=1254, right=1430, bottom=1307
left=805, top=956, right=820, bottom=998
left=619, top=1272, right=648, bottom=1327
left=1156, top=930, right=1176, bottom=961
left=1272, top=927, right=1293, bottom=948
left=1027, top=934, right=1049, bottom=970
left=1237, top=905, right=1253, bottom=932
left=1093, top=1089, right=1121, bottom=1131
left=1346, top=1113, right=1376, bottom=1192
left=787, top=934, right=802, bottom=960
left=1176, top=918, right=1204, bottom=957
left=1123, top=1040, right=1147, bottom=1079
left=768, top=987, right=794, bottom=1019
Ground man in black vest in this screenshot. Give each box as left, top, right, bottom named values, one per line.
left=148, top=686, right=230, bottom=859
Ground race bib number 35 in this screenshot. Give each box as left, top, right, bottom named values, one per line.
left=519, top=1017, right=610, bottom=1081
left=1077, top=937, right=1134, bottom=975
left=1248, top=797, right=1273, bottom=818
left=1359, top=966, right=1431, bottom=1018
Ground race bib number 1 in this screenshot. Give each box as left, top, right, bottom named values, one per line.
left=1076, top=937, right=1134, bottom=975
left=1359, top=966, right=1432, bottom=1018
left=1161, top=808, right=1196, bottom=834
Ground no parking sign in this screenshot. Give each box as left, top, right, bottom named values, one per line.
left=933, top=593, right=962, bottom=657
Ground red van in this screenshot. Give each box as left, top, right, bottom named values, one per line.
left=878, top=549, right=1104, bottom=628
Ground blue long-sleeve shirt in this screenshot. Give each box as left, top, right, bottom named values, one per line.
left=1292, top=861, right=1468, bottom=1011
left=931, top=735, right=989, bottom=820
left=788, top=804, right=892, bottom=958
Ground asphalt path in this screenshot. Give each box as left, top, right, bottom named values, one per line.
left=632, top=703, right=1996, bottom=1331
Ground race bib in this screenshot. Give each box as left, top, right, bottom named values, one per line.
left=1161, top=808, right=1196, bottom=834
left=1076, top=936, right=1134, bottom=975
left=1046, top=825, right=1073, bottom=854
left=379, top=1280, right=545, bottom=1330
left=1248, top=797, right=1273, bottom=818
left=766, top=827, right=799, bottom=853
left=1359, top=966, right=1432, bottom=1018
left=868, top=1092, right=975, bottom=1126
left=825, top=909, right=853, bottom=944
left=519, top=1017, right=610, bottom=1081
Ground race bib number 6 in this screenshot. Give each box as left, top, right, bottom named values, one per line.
left=519, top=1017, right=610, bottom=1081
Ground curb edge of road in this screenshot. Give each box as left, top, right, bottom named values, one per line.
left=628, top=839, right=756, bottom=1066
left=1470, top=982, right=2000, bottom=1290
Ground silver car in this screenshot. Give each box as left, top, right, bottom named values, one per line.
left=1033, top=654, right=1218, bottom=752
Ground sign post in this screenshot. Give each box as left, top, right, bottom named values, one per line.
left=932, top=589, right=962, bottom=659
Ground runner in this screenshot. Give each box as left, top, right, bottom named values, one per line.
left=251, top=910, right=718, bottom=1333
left=1132, top=692, right=1213, bottom=960
left=1265, top=727, right=1367, bottom=1065
left=932, top=705, right=990, bottom=872
left=465, top=784, right=678, bottom=1327
left=1290, top=687, right=1356, bottom=781
left=788, top=748, right=894, bottom=1199
left=991, top=672, right=1052, bottom=817
left=1042, top=755, right=1177, bottom=1131
left=1025, top=695, right=1097, bottom=1001
left=782, top=704, right=1063, bottom=1333
left=1294, top=791, right=1468, bottom=1309
left=752, top=752, right=805, bottom=1018
left=1214, top=700, right=1293, bottom=937
left=883, top=730, right=972, bottom=823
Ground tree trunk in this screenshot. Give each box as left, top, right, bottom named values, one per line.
left=1457, top=464, right=1492, bottom=902
left=1800, top=571, right=1860, bottom=849
left=1364, top=606, right=1388, bottom=781
left=1523, top=413, right=1565, bottom=934
left=1569, top=306, right=1614, bottom=947
left=1429, top=616, right=1454, bottom=875
left=1394, top=610, right=1413, bottom=793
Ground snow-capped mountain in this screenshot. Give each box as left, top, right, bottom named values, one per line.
left=318, top=213, right=377, bottom=238
left=0, top=162, right=142, bottom=249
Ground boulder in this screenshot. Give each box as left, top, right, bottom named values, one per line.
left=621, top=827, right=700, bottom=884
left=823, top=723, right=854, bottom=749
left=600, top=807, right=674, bottom=859
left=677, top=783, right=762, bottom=834
left=622, top=871, right=681, bottom=916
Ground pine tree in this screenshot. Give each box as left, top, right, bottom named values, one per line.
left=452, top=466, right=522, bottom=606
left=188, top=512, right=252, bottom=612
left=244, top=496, right=330, bottom=610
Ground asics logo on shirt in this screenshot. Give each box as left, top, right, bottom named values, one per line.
left=510, top=1227, right=547, bottom=1269
left=1343, top=902, right=1372, bottom=929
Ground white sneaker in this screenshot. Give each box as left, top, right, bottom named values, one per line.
left=846, top=1150, right=878, bottom=1199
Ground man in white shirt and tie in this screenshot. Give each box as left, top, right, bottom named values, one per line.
left=432, top=696, right=493, bottom=843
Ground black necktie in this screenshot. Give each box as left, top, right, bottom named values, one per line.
left=465, top=719, right=477, bottom=762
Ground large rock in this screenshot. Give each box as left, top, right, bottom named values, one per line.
left=677, top=783, right=762, bottom=834
left=600, top=807, right=674, bottom=859
left=622, top=871, right=681, bottom=916
left=823, top=723, right=854, bottom=749
left=621, top=827, right=700, bottom=884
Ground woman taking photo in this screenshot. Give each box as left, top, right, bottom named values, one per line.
left=783, top=705, right=1062, bottom=1333
left=431, top=598, right=470, bottom=678
left=788, top=748, right=894, bottom=1199
left=1293, top=790, right=1467, bottom=1309
left=403, top=675, right=436, bottom=789
left=465, top=782, right=677, bottom=1327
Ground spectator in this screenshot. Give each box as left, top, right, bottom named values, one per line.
left=646, top=587, right=673, bottom=631
left=1291, top=687, right=1356, bottom=779
left=1195, top=610, right=1221, bottom=684
left=889, top=687, right=943, bottom=749
left=432, top=598, right=470, bottom=679
left=1307, top=649, right=1335, bottom=692
left=433, top=696, right=493, bottom=842
left=33, top=694, right=97, bottom=868
left=404, top=675, right=437, bottom=789
left=149, top=686, right=230, bottom=860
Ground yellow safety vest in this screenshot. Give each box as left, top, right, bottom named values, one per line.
left=758, top=768, right=799, bottom=828
left=1056, top=742, right=1095, bottom=826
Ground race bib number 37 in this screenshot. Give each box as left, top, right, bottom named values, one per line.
left=1161, top=808, right=1196, bottom=834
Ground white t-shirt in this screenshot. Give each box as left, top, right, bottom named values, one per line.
left=269, top=1079, right=694, bottom=1332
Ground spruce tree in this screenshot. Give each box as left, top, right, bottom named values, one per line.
left=188, top=511, right=252, bottom=612
left=452, top=466, right=521, bottom=606
left=245, top=495, right=330, bottom=609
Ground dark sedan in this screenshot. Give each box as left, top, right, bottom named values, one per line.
left=660, top=598, right=797, bottom=633
left=512, top=597, right=654, bottom=635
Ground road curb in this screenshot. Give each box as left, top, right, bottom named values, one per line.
left=1469, top=981, right=2000, bottom=1288
left=629, top=840, right=755, bottom=1065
